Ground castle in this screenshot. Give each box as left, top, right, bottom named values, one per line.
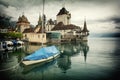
left=16, top=7, right=89, bottom=43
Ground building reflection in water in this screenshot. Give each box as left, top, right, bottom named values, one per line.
left=57, top=42, right=89, bottom=73
left=24, top=42, right=43, bottom=54
left=81, top=42, right=89, bottom=62
left=0, top=41, right=89, bottom=80
left=57, top=54, right=71, bottom=73
left=14, top=42, right=89, bottom=73
left=20, top=42, right=89, bottom=74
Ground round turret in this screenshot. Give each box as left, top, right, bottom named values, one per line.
left=17, top=15, right=29, bottom=23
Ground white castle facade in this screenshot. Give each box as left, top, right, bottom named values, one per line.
left=16, top=7, right=89, bottom=43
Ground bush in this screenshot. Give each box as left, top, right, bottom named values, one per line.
left=0, top=32, right=23, bottom=39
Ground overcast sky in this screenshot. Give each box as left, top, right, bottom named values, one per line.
left=0, top=0, right=120, bottom=34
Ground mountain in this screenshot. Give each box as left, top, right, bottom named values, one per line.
left=101, top=33, right=120, bottom=37
left=89, top=33, right=120, bottom=38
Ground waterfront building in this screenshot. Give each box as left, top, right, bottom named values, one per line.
left=16, top=14, right=46, bottom=43
left=50, top=7, right=83, bottom=41
left=16, top=7, right=89, bottom=43
left=0, top=29, right=8, bottom=33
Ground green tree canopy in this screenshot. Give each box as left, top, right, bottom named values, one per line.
left=0, top=32, right=23, bottom=39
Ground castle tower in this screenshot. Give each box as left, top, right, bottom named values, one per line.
left=42, top=14, right=46, bottom=28
left=38, top=13, right=42, bottom=26
left=35, top=14, right=46, bottom=33
left=34, top=14, right=42, bottom=33
left=16, top=13, right=30, bottom=33
left=46, top=19, right=55, bottom=31
left=56, top=7, right=71, bottom=25
left=82, top=18, right=89, bottom=35
left=81, top=18, right=89, bottom=41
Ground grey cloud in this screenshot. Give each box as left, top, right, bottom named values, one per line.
left=115, top=27, right=120, bottom=29
left=0, top=0, right=9, bottom=7
left=110, top=17, right=120, bottom=29
left=111, top=17, right=120, bottom=23
left=0, top=0, right=120, bottom=27
left=0, top=0, right=120, bottom=9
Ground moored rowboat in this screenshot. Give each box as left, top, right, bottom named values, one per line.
left=22, top=46, right=60, bottom=66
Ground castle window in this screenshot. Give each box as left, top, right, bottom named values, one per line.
left=43, top=34, right=44, bottom=38
left=38, top=35, right=40, bottom=38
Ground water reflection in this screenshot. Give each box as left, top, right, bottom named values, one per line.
left=16, top=42, right=89, bottom=80
left=57, top=55, right=71, bottom=73
left=18, top=42, right=89, bottom=74
left=1, top=38, right=120, bottom=80
left=0, top=41, right=91, bottom=80
left=81, top=42, right=89, bottom=62
left=22, top=60, right=57, bottom=74
left=57, top=42, right=89, bottom=73
left=0, top=51, right=9, bottom=62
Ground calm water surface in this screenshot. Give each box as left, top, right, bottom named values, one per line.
left=0, top=38, right=120, bottom=80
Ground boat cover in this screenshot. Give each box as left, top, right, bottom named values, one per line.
left=24, top=46, right=59, bottom=60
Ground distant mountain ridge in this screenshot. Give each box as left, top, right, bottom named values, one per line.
left=89, top=33, right=120, bottom=38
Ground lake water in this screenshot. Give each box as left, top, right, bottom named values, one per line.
left=0, top=38, right=120, bottom=80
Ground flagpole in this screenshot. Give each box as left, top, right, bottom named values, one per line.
left=42, top=0, right=45, bottom=47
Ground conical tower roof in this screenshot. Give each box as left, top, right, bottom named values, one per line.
left=38, top=13, right=42, bottom=25
left=17, top=13, right=29, bottom=23
left=82, top=18, right=89, bottom=32
left=57, top=7, right=69, bottom=16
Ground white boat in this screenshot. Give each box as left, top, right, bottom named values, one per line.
left=4, top=41, right=13, bottom=46
left=22, top=59, right=56, bottom=73
left=22, top=54, right=59, bottom=66
left=17, top=40, right=24, bottom=45
left=22, top=46, right=60, bottom=66
left=22, top=53, right=59, bottom=65
left=0, top=41, right=13, bottom=51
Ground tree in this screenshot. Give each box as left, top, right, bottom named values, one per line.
left=7, top=32, right=23, bottom=39
left=0, top=32, right=23, bottom=39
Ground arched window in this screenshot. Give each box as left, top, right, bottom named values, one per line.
left=42, top=34, right=44, bottom=38
left=38, top=35, right=40, bottom=38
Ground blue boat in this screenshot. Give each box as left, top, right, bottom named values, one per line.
left=22, top=46, right=60, bottom=65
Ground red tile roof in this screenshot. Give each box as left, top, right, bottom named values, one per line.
left=17, top=15, right=30, bottom=24
left=37, top=27, right=46, bottom=33
left=23, top=26, right=45, bottom=33
left=52, top=22, right=80, bottom=31
left=23, top=28, right=34, bottom=33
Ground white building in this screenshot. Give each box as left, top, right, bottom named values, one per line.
left=16, top=14, right=47, bottom=43
left=16, top=7, right=89, bottom=43
left=57, top=7, right=71, bottom=25
left=51, top=7, right=89, bottom=41
left=51, top=7, right=82, bottom=39
left=0, top=29, right=8, bottom=33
